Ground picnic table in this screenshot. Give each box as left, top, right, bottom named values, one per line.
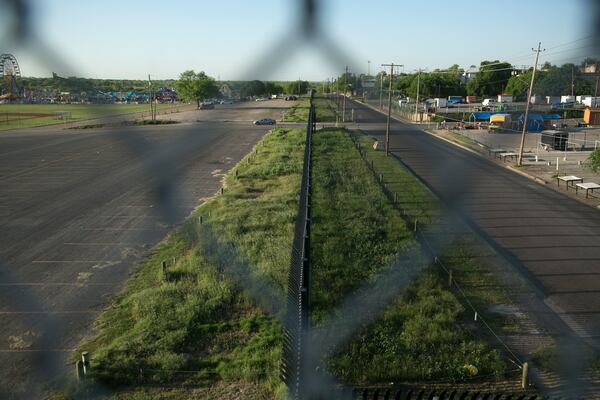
left=499, top=152, right=518, bottom=162
left=556, top=175, right=583, bottom=191
left=575, top=182, right=600, bottom=199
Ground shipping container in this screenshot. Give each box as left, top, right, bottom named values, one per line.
left=465, top=96, right=477, bottom=103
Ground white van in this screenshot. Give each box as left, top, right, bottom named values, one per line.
left=482, top=98, right=496, bottom=107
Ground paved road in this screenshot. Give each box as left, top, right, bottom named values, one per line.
left=0, top=101, right=288, bottom=398
left=349, top=99, right=600, bottom=350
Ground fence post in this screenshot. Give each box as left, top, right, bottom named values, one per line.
left=521, top=362, right=529, bottom=388
left=379, top=173, right=383, bottom=183
left=448, top=269, right=453, bottom=287
left=162, top=260, right=167, bottom=277
left=414, top=218, right=418, bottom=232
left=76, top=360, right=84, bottom=381
left=81, top=352, right=90, bottom=375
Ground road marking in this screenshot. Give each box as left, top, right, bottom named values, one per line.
left=79, top=228, right=165, bottom=231
left=0, top=282, right=115, bottom=286
left=32, top=260, right=117, bottom=264
left=0, top=349, right=73, bottom=353
left=0, top=311, right=97, bottom=315
left=63, top=242, right=143, bottom=246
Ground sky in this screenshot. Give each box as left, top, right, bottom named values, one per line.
left=1, top=0, right=597, bottom=81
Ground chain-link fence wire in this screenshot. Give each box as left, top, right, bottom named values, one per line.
left=2, top=0, right=600, bottom=399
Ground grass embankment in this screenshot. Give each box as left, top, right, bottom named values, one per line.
left=311, top=128, right=513, bottom=386
left=68, top=128, right=306, bottom=399
left=0, top=103, right=186, bottom=131
left=282, top=97, right=337, bottom=122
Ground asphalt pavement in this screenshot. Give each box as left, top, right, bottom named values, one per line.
left=0, top=101, right=288, bottom=398
left=347, top=98, right=600, bottom=351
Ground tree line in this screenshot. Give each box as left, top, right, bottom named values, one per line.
left=330, top=58, right=600, bottom=100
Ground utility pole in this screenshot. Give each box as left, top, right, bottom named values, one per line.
left=518, top=42, right=545, bottom=166
left=342, top=66, right=348, bottom=122
left=148, top=74, right=154, bottom=121
left=595, top=76, right=599, bottom=97
left=415, top=69, right=422, bottom=122
left=571, top=65, right=575, bottom=97
left=382, top=63, right=402, bottom=156
left=368, top=60, right=371, bottom=76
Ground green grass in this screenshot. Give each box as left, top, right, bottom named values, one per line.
left=0, top=103, right=187, bottom=131
left=282, top=97, right=337, bottom=122
left=311, top=128, right=506, bottom=385
left=353, top=131, right=526, bottom=335
left=67, top=127, right=306, bottom=399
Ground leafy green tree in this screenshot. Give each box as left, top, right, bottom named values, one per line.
left=587, top=149, right=600, bottom=173
left=175, top=70, right=218, bottom=108
left=395, top=72, right=464, bottom=99
left=286, top=80, right=309, bottom=95
left=466, top=60, right=513, bottom=97
left=264, top=82, right=284, bottom=95
left=505, top=69, right=533, bottom=100
left=240, top=80, right=266, bottom=98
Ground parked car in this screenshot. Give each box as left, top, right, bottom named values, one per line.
left=482, top=98, right=496, bottom=107
left=285, top=95, right=298, bottom=101
left=199, top=102, right=214, bottom=109
left=253, top=118, right=276, bottom=125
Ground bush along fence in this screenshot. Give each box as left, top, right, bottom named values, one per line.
left=348, top=132, right=532, bottom=391
left=281, top=91, right=316, bottom=399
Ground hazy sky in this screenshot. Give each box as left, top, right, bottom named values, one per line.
left=2, top=0, right=596, bottom=80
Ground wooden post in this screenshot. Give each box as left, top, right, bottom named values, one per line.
left=379, top=173, right=383, bottom=183
left=81, top=352, right=90, bottom=375
left=394, top=192, right=397, bottom=203
left=172, top=256, right=176, bottom=265
left=220, top=187, right=224, bottom=195
left=474, top=311, right=478, bottom=321
left=199, top=215, right=203, bottom=225
left=235, top=169, right=238, bottom=178
left=414, top=219, right=418, bottom=232
left=162, top=260, right=167, bottom=277
left=76, top=360, right=85, bottom=381
left=448, top=269, right=453, bottom=287
left=521, top=362, right=529, bottom=388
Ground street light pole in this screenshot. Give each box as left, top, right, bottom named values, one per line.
left=379, top=69, right=384, bottom=110
left=415, top=69, right=422, bottom=122
left=382, top=63, right=402, bottom=156
left=342, top=65, right=348, bottom=122
left=518, top=42, right=545, bottom=166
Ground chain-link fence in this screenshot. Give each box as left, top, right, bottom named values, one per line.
left=2, top=1, right=600, bottom=399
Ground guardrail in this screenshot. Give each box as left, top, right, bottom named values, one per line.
left=281, top=91, right=316, bottom=399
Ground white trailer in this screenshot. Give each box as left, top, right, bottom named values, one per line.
left=433, top=98, right=447, bottom=108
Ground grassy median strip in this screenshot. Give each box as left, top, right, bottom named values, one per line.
left=283, top=97, right=337, bottom=122
left=69, top=128, right=305, bottom=399
left=311, top=128, right=508, bottom=386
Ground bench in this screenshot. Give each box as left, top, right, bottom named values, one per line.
left=575, top=182, right=600, bottom=199
left=488, top=148, right=505, bottom=158
left=556, top=175, right=583, bottom=191
left=499, top=152, right=518, bottom=162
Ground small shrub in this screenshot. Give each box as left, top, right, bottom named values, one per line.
left=587, top=149, right=600, bottom=173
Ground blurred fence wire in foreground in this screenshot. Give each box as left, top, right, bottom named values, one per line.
left=1, top=0, right=600, bottom=399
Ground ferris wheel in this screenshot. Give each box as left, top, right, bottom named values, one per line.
left=0, top=53, right=22, bottom=100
